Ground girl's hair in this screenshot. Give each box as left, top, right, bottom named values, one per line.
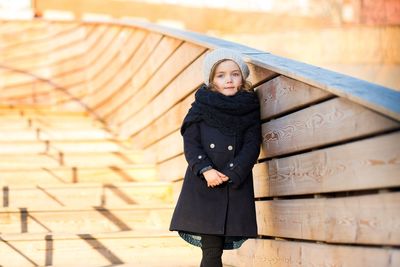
left=207, top=59, right=253, bottom=92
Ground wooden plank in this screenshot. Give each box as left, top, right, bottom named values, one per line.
left=90, top=35, right=182, bottom=113
left=2, top=23, right=81, bottom=56
left=256, top=75, right=333, bottom=120
left=0, top=78, right=73, bottom=100
left=109, top=36, right=183, bottom=103
left=120, top=19, right=400, bottom=121
left=0, top=139, right=133, bottom=154
left=253, top=132, right=400, bottom=197
left=0, top=205, right=174, bottom=234
left=119, top=55, right=203, bottom=138
left=261, top=98, right=400, bottom=158
left=2, top=182, right=173, bottom=208
left=247, top=63, right=276, bottom=86
left=1, top=22, right=79, bottom=50
left=88, top=30, right=151, bottom=109
left=2, top=71, right=40, bottom=87
left=0, top=165, right=157, bottom=185
left=116, top=42, right=206, bottom=135
left=130, top=92, right=194, bottom=148
left=0, top=21, right=49, bottom=38
left=0, top=25, right=97, bottom=84
left=0, top=128, right=113, bottom=141
left=98, top=32, right=163, bottom=118
left=0, top=231, right=200, bottom=267
left=256, top=192, right=400, bottom=245
left=223, top=238, right=400, bottom=267
left=3, top=25, right=86, bottom=64
left=4, top=25, right=96, bottom=78
left=84, top=26, right=122, bottom=76
left=145, top=130, right=183, bottom=163
left=1, top=81, right=55, bottom=99
left=83, top=28, right=135, bottom=98
left=0, top=151, right=145, bottom=168
left=157, top=154, right=186, bottom=182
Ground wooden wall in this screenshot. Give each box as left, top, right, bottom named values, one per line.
left=1, top=19, right=399, bottom=266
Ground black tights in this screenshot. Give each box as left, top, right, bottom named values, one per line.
left=200, top=235, right=224, bottom=267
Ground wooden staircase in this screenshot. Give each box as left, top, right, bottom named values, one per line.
left=0, top=105, right=200, bottom=267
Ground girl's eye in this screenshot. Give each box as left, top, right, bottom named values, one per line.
left=216, top=74, right=224, bottom=78
left=233, top=73, right=240, bottom=77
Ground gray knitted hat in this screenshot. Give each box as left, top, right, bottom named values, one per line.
left=203, top=48, right=249, bottom=86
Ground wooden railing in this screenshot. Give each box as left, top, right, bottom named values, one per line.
left=1, top=18, right=399, bottom=266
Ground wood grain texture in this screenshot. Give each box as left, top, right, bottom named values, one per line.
left=119, top=55, right=203, bottom=138
left=3, top=24, right=83, bottom=61
left=88, top=29, right=151, bottom=108
left=223, top=238, right=400, bottom=267
left=117, top=42, right=206, bottom=137
left=257, top=75, right=332, bottom=120
left=91, top=30, right=169, bottom=107
left=145, top=130, right=183, bottom=163
left=254, top=132, right=400, bottom=197
left=130, top=92, right=194, bottom=148
left=247, top=63, right=276, bottom=86
left=261, top=98, right=399, bottom=158
left=119, top=19, right=400, bottom=120
left=96, top=31, right=161, bottom=117
left=157, top=154, right=186, bottom=182
left=256, top=192, right=400, bottom=245
left=2, top=182, right=172, bottom=208
left=0, top=205, right=174, bottom=234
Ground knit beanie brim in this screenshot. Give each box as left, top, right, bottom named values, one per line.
left=203, top=48, right=249, bottom=86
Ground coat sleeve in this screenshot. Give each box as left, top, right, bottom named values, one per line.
left=182, top=122, right=213, bottom=176
left=221, top=122, right=261, bottom=189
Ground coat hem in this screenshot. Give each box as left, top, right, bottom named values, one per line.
left=178, top=231, right=247, bottom=250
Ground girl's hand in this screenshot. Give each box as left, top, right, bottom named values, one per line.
left=203, top=169, right=229, bottom=187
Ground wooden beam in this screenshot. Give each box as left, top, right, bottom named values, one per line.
left=253, top=132, right=400, bottom=197
left=261, top=98, right=399, bottom=158
left=256, top=192, right=400, bottom=245
left=223, top=238, right=400, bottom=267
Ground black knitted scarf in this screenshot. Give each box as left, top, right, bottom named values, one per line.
left=181, top=85, right=260, bottom=136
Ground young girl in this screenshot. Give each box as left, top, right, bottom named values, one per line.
left=170, top=48, right=261, bottom=267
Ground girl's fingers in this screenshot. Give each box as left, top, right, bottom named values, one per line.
left=216, top=171, right=227, bottom=177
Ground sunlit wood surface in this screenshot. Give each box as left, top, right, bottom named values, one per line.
left=0, top=106, right=200, bottom=266
left=0, top=19, right=399, bottom=266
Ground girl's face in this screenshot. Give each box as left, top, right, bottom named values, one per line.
left=211, top=60, right=243, bottom=96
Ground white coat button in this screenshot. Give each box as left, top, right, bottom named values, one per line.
left=210, top=143, right=215, bottom=149
left=228, top=145, right=233, bottom=151
left=198, top=155, right=202, bottom=159
left=229, top=163, right=234, bottom=167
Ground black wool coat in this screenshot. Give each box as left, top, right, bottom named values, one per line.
left=169, top=119, right=261, bottom=237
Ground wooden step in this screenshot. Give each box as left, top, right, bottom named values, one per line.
left=0, top=140, right=135, bottom=154
left=0, top=128, right=114, bottom=141
left=0, top=120, right=104, bottom=130
left=0, top=109, right=90, bottom=117
left=0, top=119, right=104, bottom=131
left=0, top=106, right=89, bottom=117
left=0, top=114, right=94, bottom=122
left=0, top=119, right=31, bottom=129
left=0, top=151, right=149, bottom=167
left=0, top=165, right=157, bottom=185
left=0, top=205, right=173, bottom=234
left=1, top=182, right=173, bottom=208
left=0, top=231, right=201, bottom=267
